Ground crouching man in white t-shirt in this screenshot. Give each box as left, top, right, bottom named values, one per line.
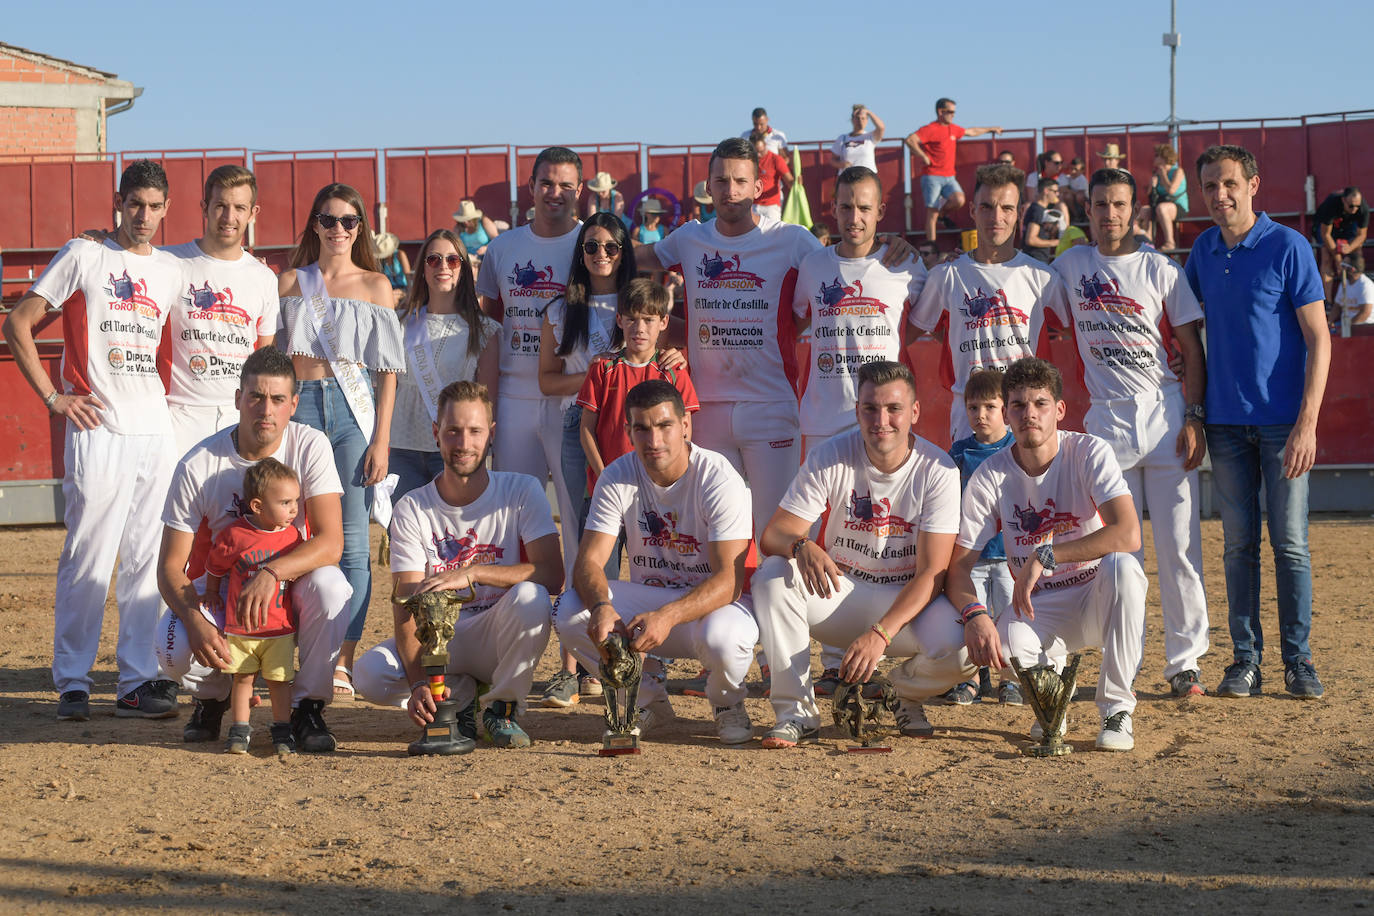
left=948, top=357, right=1146, bottom=751
left=157, top=346, right=352, bottom=752
left=554, top=379, right=759, bottom=745
left=353, top=380, right=561, bottom=749
left=752, top=361, right=974, bottom=748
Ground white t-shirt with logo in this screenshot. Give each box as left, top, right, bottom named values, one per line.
left=781, top=429, right=960, bottom=586
left=909, top=251, right=1069, bottom=393
left=162, top=422, right=343, bottom=578
left=831, top=131, right=878, bottom=173
left=585, top=445, right=751, bottom=590
left=1336, top=274, right=1374, bottom=325
left=31, top=238, right=182, bottom=435
left=740, top=127, right=788, bottom=154
left=958, top=431, right=1130, bottom=591
left=162, top=241, right=279, bottom=410
left=546, top=293, right=618, bottom=409
left=389, top=472, right=556, bottom=614
left=1052, top=245, right=1203, bottom=400
left=654, top=216, right=822, bottom=405
left=474, top=223, right=581, bottom=400
left=793, top=245, right=927, bottom=437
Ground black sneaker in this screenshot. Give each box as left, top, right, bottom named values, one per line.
left=225, top=723, right=251, bottom=754
left=456, top=699, right=479, bottom=742
left=115, top=680, right=179, bottom=718
left=1216, top=661, right=1262, bottom=698
left=813, top=668, right=843, bottom=699
left=290, top=698, right=337, bottom=753
left=269, top=722, right=297, bottom=755
left=183, top=697, right=230, bottom=742
left=57, top=690, right=90, bottom=721
left=1169, top=669, right=1206, bottom=698
left=1284, top=660, right=1324, bottom=699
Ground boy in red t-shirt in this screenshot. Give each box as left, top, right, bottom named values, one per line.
left=577, top=278, right=700, bottom=486
left=204, top=458, right=304, bottom=755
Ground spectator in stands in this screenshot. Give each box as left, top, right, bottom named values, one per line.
left=585, top=171, right=626, bottom=222
left=1023, top=150, right=1063, bottom=197
left=1314, top=187, right=1368, bottom=302
left=635, top=198, right=667, bottom=244
left=1058, top=156, right=1088, bottom=222
left=916, top=240, right=941, bottom=271
left=905, top=97, right=1003, bottom=242
left=830, top=105, right=886, bottom=173
left=1021, top=178, right=1061, bottom=263
left=1334, top=253, right=1373, bottom=334
left=741, top=107, right=787, bottom=154
left=995, top=151, right=1016, bottom=167
left=1097, top=142, right=1125, bottom=170
left=811, top=224, right=831, bottom=246
left=375, top=231, right=410, bottom=306
left=1050, top=207, right=1088, bottom=256
left=687, top=181, right=715, bottom=223
left=753, top=130, right=795, bottom=221
left=1136, top=144, right=1188, bottom=252
left=453, top=200, right=502, bottom=263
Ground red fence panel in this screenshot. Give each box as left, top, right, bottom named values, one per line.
left=248, top=151, right=380, bottom=248
left=513, top=144, right=641, bottom=225
left=0, top=156, right=116, bottom=252
left=646, top=146, right=713, bottom=222
left=383, top=146, right=511, bottom=242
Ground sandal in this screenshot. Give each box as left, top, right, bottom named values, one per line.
left=333, top=665, right=355, bottom=700
left=938, top=681, right=979, bottom=705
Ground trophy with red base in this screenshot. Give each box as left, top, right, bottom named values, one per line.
left=400, top=584, right=477, bottom=756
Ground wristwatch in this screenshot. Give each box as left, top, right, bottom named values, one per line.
left=43, top=390, right=60, bottom=411
left=1184, top=403, right=1205, bottom=424
left=1034, top=542, right=1057, bottom=572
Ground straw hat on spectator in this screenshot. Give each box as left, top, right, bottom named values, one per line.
left=588, top=172, right=617, bottom=194
left=374, top=231, right=400, bottom=259
left=452, top=200, right=483, bottom=223
left=693, top=181, right=712, bottom=205
left=1096, top=142, right=1124, bottom=160
left=640, top=198, right=665, bottom=215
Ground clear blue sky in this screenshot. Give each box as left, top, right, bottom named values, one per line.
left=7, top=2, right=1372, bottom=153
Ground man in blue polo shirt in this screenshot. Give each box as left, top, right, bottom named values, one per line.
left=1184, top=144, right=1331, bottom=700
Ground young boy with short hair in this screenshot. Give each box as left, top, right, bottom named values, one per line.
left=203, top=458, right=304, bottom=754
left=945, top=369, right=1019, bottom=704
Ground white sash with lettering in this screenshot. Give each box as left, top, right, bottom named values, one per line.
left=403, top=306, right=446, bottom=422
left=297, top=264, right=376, bottom=443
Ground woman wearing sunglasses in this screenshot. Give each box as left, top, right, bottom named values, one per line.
left=390, top=230, right=500, bottom=502
left=279, top=183, right=404, bottom=700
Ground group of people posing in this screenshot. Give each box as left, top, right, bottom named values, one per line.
left=2, top=134, right=1329, bottom=756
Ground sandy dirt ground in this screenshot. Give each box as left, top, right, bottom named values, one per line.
left=0, top=517, right=1371, bottom=914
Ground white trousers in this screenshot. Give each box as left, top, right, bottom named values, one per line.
left=554, top=581, right=759, bottom=708
left=693, top=400, right=801, bottom=543
left=354, top=581, right=552, bottom=714
left=1086, top=389, right=1209, bottom=678
left=494, top=396, right=575, bottom=576
left=168, top=402, right=236, bottom=461
left=157, top=566, right=352, bottom=705
left=999, top=552, right=1146, bottom=717
left=54, top=424, right=176, bottom=697
left=751, top=554, right=975, bottom=728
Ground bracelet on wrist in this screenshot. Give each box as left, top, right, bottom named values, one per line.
left=959, top=608, right=991, bottom=626
left=590, top=599, right=613, bottom=613
left=43, top=391, right=60, bottom=411
left=958, top=601, right=986, bottom=622
left=260, top=565, right=288, bottom=584
left=870, top=623, right=892, bottom=646
left=410, top=680, right=427, bottom=694
left=791, top=537, right=810, bottom=559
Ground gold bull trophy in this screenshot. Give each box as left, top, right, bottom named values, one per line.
left=1013, top=653, right=1082, bottom=757
left=399, top=584, right=477, bottom=756
left=597, top=632, right=643, bottom=756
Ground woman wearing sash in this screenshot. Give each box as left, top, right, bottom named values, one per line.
left=278, top=184, right=404, bottom=699
left=390, top=229, right=499, bottom=501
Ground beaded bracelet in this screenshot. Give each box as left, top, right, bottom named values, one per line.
left=870, top=623, right=892, bottom=646
left=958, top=602, right=988, bottom=625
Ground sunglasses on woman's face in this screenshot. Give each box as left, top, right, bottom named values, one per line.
left=582, top=240, right=621, bottom=257
left=315, top=213, right=361, bottom=231
left=425, top=253, right=464, bottom=269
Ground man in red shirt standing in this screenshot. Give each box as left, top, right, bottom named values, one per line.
left=905, top=98, right=1003, bottom=243
left=751, top=131, right=794, bottom=222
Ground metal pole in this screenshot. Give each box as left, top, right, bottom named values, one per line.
left=1164, top=0, right=1181, bottom=147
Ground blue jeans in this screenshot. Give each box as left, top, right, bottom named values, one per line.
left=1205, top=424, right=1313, bottom=666
left=294, top=379, right=373, bottom=643
left=562, top=403, right=623, bottom=579
left=390, top=447, right=444, bottom=504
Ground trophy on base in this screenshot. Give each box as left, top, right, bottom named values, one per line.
left=399, top=584, right=477, bottom=756
left=833, top=675, right=896, bottom=753
left=598, top=632, right=643, bottom=756
left=1012, top=653, right=1081, bottom=757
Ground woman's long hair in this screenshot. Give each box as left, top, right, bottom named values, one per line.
left=288, top=183, right=381, bottom=272
left=397, top=229, right=486, bottom=357
left=555, top=212, right=636, bottom=356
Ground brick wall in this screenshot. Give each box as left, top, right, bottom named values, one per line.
left=0, top=53, right=103, bottom=86
left=0, top=49, right=107, bottom=156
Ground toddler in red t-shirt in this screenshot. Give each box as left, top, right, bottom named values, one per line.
left=204, top=457, right=304, bottom=755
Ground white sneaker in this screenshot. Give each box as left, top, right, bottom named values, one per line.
left=713, top=702, right=753, bottom=744
left=1095, top=711, right=1134, bottom=751
left=635, top=697, right=676, bottom=736
left=893, top=700, right=934, bottom=738
left=1029, top=715, right=1069, bottom=740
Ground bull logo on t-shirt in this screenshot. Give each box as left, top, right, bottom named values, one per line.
left=960, top=287, right=1027, bottom=330
left=696, top=252, right=766, bottom=289
left=184, top=281, right=251, bottom=326
left=506, top=261, right=564, bottom=298
left=1075, top=272, right=1144, bottom=316
left=1011, top=499, right=1081, bottom=539
left=815, top=277, right=889, bottom=317
left=819, top=277, right=852, bottom=307
left=842, top=489, right=913, bottom=536
left=109, top=270, right=137, bottom=302
left=431, top=527, right=504, bottom=568
left=103, top=270, right=162, bottom=319
left=638, top=509, right=701, bottom=555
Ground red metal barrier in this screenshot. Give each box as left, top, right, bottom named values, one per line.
left=249, top=150, right=380, bottom=248
left=513, top=144, right=641, bottom=225
left=645, top=145, right=714, bottom=221
left=117, top=149, right=248, bottom=246
left=383, top=145, right=511, bottom=241
left=0, top=155, right=115, bottom=251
